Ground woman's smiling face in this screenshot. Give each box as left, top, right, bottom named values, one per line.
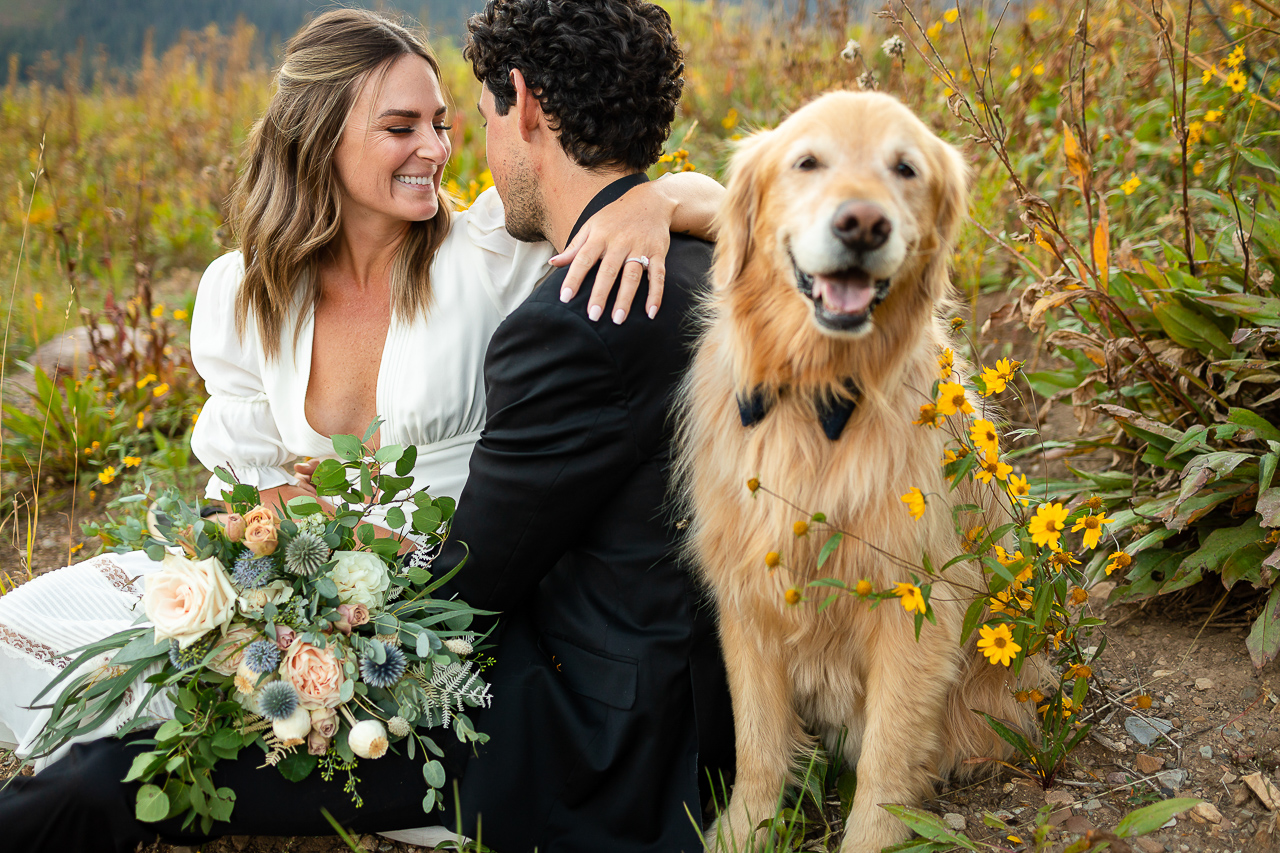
left=333, top=54, right=452, bottom=233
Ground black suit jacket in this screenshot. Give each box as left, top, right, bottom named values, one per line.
left=435, top=174, right=733, bottom=853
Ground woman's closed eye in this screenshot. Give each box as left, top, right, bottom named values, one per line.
left=387, top=124, right=453, bottom=134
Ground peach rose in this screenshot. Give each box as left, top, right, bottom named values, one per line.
left=244, top=520, right=278, bottom=557
left=282, top=641, right=345, bottom=710
left=143, top=554, right=237, bottom=648
left=310, top=708, right=339, bottom=739
left=208, top=623, right=260, bottom=675
left=223, top=513, right=246, bottom=542
left=243, top=505, right=277, bottom=528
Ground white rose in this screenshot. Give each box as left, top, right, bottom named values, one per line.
left=272, top=705, right=312, bottom=744
left=348, top=719, right=389, bottom=759
left=329, top=551, right=390, bottom=608
left=143, top=553, right=237, bottom=648
left=236, top=580, right=294, bottom=617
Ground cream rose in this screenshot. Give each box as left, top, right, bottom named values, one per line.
left=237, top=580, right=294, bottom=618
left=208, top=623, right=259, bottom=675
left=282, top=641, right=345, bottom=710
left=329, top=551, right=390, bottom=608
left=143, top=554, right=237, bottom=648
left=243, top=505, right=279, bottom=557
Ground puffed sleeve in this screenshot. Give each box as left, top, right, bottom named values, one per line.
left=459, top=187, right=555, bottom=316
left=189, top=252, right=297, bottom=500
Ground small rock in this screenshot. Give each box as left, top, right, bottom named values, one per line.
left=1126, top=716, right=1174, bottom=746
left=1106, top=772, right=1131, bottom=785
left=1242, top=685, right=1260, bottom=701
left=1191, top=802, right=1223, bottom=824
left=1134, top=839, right=1165, bottom=853
left=1199, top=745, right=1214, bottom=759
left=1045, top=789, right=1075, bottom=807
left=1001, top=782, right=1015, bottom=794
left=1152, top=669, right=1175, bottom=677
left=1082, top=799, right=1102, bottom=811
left=1195, top=677, right=1214, bottom=690
left=1157, top=768, right=1188, bottom=789
left=1135, top=753, right=1165, bottom=774
left=943, top=813, right=966, bottom=832
left=1065, top=815, right=1094, bottom=834
left=990, top=809, right=1015, bottom=822
left=1126, top=625, right=1143, bottom=637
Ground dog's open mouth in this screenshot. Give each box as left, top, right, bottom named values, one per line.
left=792, top=254, right=890, bottom=332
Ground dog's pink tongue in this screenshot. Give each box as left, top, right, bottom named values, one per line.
left=812, top=273, right=876, bottom=314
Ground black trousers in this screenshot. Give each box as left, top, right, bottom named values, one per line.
left=0, top=732, right=470, bottom=853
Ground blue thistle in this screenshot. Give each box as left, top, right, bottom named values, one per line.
left=256, top=681, right=299, bottom=721
left=360, top=645, right=408, bottom=688
left=232, top=550, right=275, bottom=589
left=284, top=530, right=330, bottom=576
left=243, top=640, right=281, bottom=674
left=168, top=636, right=214, bottom=670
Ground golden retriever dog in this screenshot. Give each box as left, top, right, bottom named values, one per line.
left=676, top=91, right=1040, bottom=853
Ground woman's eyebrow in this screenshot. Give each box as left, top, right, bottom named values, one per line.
left=378, top=108, right=421, bottom=119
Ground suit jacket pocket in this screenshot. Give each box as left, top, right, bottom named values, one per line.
left=539, top=632, right=638, bottom=711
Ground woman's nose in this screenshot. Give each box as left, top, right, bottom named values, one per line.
left=417, top=130, right=449, bottom=164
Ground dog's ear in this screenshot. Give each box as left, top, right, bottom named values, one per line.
left=713, top=129, right=774, bottom=286
left=931, top=139, right=970, bottom=250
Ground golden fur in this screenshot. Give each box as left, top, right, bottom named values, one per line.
left=676, top=91, right=1040, bottom=853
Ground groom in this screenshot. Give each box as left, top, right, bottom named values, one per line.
left=0, top=1, right=733, bottom=851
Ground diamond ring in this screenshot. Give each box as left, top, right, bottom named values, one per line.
left=625, top=255, right=650, bottom=268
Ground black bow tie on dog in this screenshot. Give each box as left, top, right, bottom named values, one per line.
left=737, top=378, right=860, bottom=441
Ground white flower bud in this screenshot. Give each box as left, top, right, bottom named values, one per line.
left=272, top=705, right=311, bottom=744
left=387, top=716, right=411, bottom=738
left=444, top=638, right=473, bottom=657
left=348, top=719, right=389, bottom=759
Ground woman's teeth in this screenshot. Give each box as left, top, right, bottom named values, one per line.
left=394, top=175, right=432, bottom=186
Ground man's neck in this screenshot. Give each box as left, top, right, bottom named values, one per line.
left=539, top=159, right=640, bottom=254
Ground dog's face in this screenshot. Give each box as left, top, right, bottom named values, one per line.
left=719, top=92, right=967, bottom=338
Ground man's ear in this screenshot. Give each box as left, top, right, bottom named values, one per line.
left=509, top=68, right=541, bottom=142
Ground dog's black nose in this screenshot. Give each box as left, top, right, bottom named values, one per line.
left=831, top=201, right=892, bottom=251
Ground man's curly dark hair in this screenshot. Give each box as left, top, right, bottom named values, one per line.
left=465, top=0, right=684, bottom=173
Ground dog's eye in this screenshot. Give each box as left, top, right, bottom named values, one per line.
left=895, top=161, right=918, bottom=179
left=793, top=155, right=820, bottom=172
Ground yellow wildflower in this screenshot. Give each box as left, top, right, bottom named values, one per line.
left=1193, top=160, right=1205, bottom=176
left=136, top=411, right=146, bottom=430
left=938, top=348, right=954, bottom=380
left=943, top=7, right=959, bottom=23
left=1028, top=5, right=1048, bottom=22
left=1226, top=45, right=1245, bottom=69
left=98, top=466, right=117, bottom=485
left=1068, top=586, right=1089, bottom=607
left=1205, top=109, right=1223, bottom=122
left=949, top=317, right=966, bottom=332
left=1065, top=663, right=1093, bottom=680
left=1039, top=695, right=1074, bottom=719
left=963, top=525, right=986, bottom=551
left=764, top=551, right=780, bottom=569
left=1007, top=473, right=1031, bottom=506
left=33, top=292, right=43, bottom=311
left=855, top=579, right=872, bottom=596
left=135, top=373, right=157, bottom=389
left=1011, top=65, right=1022, bottom=79
left=1071, top=512, right=1114, bottom=550
left=927, top=21, right=943, bottom=40
left=1028, top=502, right=1069, bottom=549
left=152, top=382, right=170, bottom=398
left=901, top=487, right=927, bottom=520
left=785, top=588, right=802, bottom=606
left=747, top=477, right=760, bottom=493
left=793, top=520, right=809, bottom=537
left=721, top=108, right=738, bottom=130
left=973, top=455, right=1012, bottom=484
left=1032, top=62, right=1045, bottom=76
left=970, top=419, right=999, bottom=458
left=977, top=623, right=1021, bottom=666
left=894, top=582, right=927, bottom=615
left=122, top=456, right=141, bottom=468
left=936, top=382, right=974, bottom=416
left=1227, top=70, right=1247, bottom=93
left=1121, top=173, right=1141, bottom=195
left=173, top=309, right=189, bottom=321
left=914, top=403, right=943, bottom=428
left=150, top=303, right=165, bottom=318
left=1202, top=64, right=1217, bottom=85
left=1187, top=121, right=1204, bottom=145
left=1104, top=551, right=1133, bottom=576
left=1050, top=551, right=1082, bottom=571
left=1134, top=693, right=1153, bottom=709
left=71, top=542, right=83, bottom=554
left=991, top=585, right=1032, bottom=616
left=980, top=365, right=1006, bottom=396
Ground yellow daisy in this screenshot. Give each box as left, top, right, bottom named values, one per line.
left=1227, top=70, right=1247, bottom=93
left=970, top=419, right=1000, bottom=458
left=914, top=403, right=943, bottom=428
left=901, top=487, right=927, bottom=520
left=938, top=348, right=954, bottom=380
left=1104, top=551, right=1133, bottom=576
left=1071, top=512, right=1114, bottom=550
left=936, top=382, right=974, bottom=416
left=973, top=454, right=1012, bottom=484
left=894, top=582, right=927, bottom=615
left=977, top=623, right=1021, bottom=666
left=1028, top=502, right=1069, bottom=549
left=1006, top=473, right=1031, bottom=505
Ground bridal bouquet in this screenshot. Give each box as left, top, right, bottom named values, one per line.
left=32, top=421, right=491, bottom=834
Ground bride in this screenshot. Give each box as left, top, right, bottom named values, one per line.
left=0, top=7, right=720, bottom=770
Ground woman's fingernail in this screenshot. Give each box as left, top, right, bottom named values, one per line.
left=588, top=304, right=603, bottom=322
left=647, top=305, right=658, bottom=320
left=612, top=308, right=626, bottom=325
left=550, top=253, right=563, bottom=263
left=560, top=286, right=573, bottom=303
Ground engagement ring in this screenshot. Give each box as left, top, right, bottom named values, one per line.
left=625, top=255, right=650, bottom=268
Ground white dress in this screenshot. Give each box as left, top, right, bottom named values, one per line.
left=0, top=188, right=553, bottom=773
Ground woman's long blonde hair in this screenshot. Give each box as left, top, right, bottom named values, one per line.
left=231, top=8, right=452, bottom=358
